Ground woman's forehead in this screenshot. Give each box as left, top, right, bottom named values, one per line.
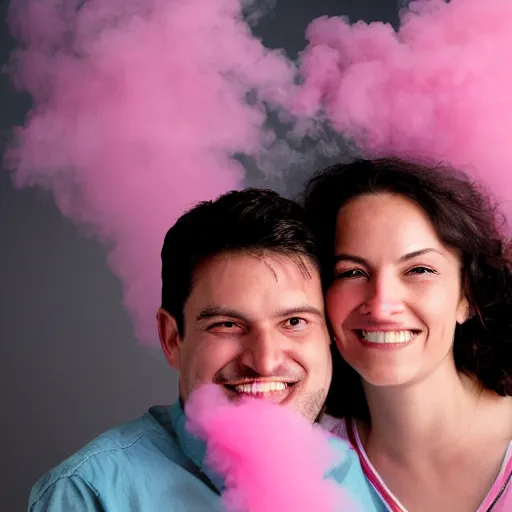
left=334, top=193, right=460, bottom=263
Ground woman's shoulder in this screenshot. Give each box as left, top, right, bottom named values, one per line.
left=479, top=390, right=512, bottom=439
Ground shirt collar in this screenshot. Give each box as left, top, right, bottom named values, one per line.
left=167, top=401, right=225, bottom=493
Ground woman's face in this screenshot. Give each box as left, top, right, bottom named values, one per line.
left=326, top=192, right=469, bottom=388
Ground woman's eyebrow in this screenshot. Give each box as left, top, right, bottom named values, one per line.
left=334, top=248, right=445, bottom=266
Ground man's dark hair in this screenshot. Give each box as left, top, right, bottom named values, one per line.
left=302, top=157, right=512, bottom=421
left=161, top=188, right=319, bottom=336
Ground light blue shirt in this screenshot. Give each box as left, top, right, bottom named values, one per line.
left=28, top=402, right=386, bottom=511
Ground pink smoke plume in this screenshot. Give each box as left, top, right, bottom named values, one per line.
left=10, top=0, right=512, bottom=348
left=4, top=0, right=294, bottom=345
left=295, top=0, right=512, bottom=203
left=185, top=385, right=355, bottom=512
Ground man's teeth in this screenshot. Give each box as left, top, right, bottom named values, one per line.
left=234, top=381, right=288, bottom=394
left=361, top=330, right=415, bottom=344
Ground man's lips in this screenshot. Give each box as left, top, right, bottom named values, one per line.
left=221, top=379, right=299, bottom=403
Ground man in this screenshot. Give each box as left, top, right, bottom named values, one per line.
left=28, top=189, right=380, bottom=511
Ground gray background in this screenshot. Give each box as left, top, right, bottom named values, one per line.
left=1, top=1, right=399, bottom=510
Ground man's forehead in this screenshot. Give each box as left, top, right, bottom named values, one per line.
left=192, top=250, right=320, bottom=283
left=185, top=252, right=324, bottom=319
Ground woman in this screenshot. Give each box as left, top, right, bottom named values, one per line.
left=304, top=158, right=512, bottom=511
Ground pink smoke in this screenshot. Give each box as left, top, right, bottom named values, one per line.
left=185, top=385, right=354, bottom=512
left=295, top=0, right=512, bottom=202
left=10, top=0, right=512, bottom=347
left=5, top=0, right=294, bottom=345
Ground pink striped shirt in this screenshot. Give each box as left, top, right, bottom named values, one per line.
left=323, top=416, right=512, bottom=512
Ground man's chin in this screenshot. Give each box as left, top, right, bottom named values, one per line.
left=185, top=382, right=325, bottom=424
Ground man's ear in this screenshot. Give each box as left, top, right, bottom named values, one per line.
left=157, top=308, right=182, bottom=370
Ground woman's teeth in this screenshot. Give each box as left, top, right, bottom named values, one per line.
left=234, top=381, right=288, bottom=394
left=360, top=330, right=416, bottom=344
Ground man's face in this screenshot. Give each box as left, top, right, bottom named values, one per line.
left=159, top=252, right=332, bottom=423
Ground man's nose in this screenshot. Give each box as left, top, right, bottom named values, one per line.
left=240, top=329, right=284, bottom=376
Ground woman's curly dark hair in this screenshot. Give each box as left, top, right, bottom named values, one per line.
left=302, top=157, right=512, bottom=421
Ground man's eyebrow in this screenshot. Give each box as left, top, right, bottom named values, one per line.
left=196, top=305, right=324, bottom=322
left=334, top=248, right=443, bottom=266
left=272, top=306, right=324, bottom=318
left=196, top=307, right=249, bottom=322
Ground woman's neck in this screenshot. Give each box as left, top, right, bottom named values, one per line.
left=361, top=361, right=483, bottom=464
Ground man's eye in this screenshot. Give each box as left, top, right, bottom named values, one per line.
left=335, top=269, right=366, bottom=279
left=284, top=317, right=307, bottom=329
left=208, top=321, right=238, bottom=330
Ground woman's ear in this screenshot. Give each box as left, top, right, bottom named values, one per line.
left=456, top=296, right=473, bottom=324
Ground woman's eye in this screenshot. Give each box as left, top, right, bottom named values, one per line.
left=406, top=266, right=437, bottom=275
left=335, top=269, right=366, bottom=279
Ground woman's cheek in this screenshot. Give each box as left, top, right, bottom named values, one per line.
left=326, top=284, right=348, bottom=329
left=327, top=281, right=359, bottom=314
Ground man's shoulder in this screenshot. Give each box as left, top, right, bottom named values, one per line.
left=321, top=417, right=387, bottom=512
left=29, top=407, right=188, bottom=509
left=320, top=413, right=348, bottom=439
left=320, top=415, right=360, bottom=479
